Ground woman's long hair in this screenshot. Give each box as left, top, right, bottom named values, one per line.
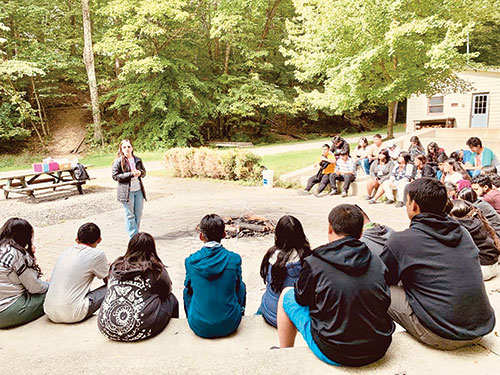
left=117, top=139, right=135, bottom=173
left=445, top=158, right=471, bottom=181
left=450, top=200, right=500, bottom=250
left=357, top=137, right=368, bottom=150
left=378, top=149, right=390, bottom=164
left=410, top=136, right=423, bottom=148
left=0, top=218, right=42, bottom=277
left=458, top=187, right=477, bottom=203
left=112, top=232, right=164, bottom=281
left=260, top=215, right=311, bottom=292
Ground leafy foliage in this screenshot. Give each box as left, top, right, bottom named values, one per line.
left=1, top=0, right=499, bottom=150
left=164, top=147, right=262, bottom=181
left=282, top=0, right=483, bottom=121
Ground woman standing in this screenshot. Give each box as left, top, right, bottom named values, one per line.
left=0, top=218, right=49, bottom=328
left=257, top=215, right=311, bottom=327
left=112, top=139, right=147, bottom=239
left=98, top=232, right=179, bottom=341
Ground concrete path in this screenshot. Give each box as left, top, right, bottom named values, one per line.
left=249, top=132, right=405, bottom=156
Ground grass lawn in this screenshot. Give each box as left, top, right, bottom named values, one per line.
left=0, top=123, right=405, bottom=173
left=260, top=149, right=319, bottom=177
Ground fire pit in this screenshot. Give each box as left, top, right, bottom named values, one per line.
left=222, top=214, right=276, bottom=239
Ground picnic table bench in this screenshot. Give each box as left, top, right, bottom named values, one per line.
left=0, top=165, right=94, bottom=199
left=210, top=142, right=254, bottom=148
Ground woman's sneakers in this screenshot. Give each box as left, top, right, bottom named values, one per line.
left=368, top=199, right=377, bottom=204
left=394, top=201, right=404, bottom=208
left=385, top=199, right=395, bottom=205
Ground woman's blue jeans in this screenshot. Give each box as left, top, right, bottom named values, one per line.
left=122, top=189, right=144, bottom=238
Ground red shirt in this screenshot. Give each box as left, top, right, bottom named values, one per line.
left=483, top=189, right=500, bottom=215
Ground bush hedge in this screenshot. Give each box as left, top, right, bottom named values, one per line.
left=164, top=147, right=262, bottom=182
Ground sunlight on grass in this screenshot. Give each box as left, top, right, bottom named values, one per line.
left=0, top=124, right=405, bottom=173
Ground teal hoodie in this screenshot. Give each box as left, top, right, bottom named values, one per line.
left=184, top=242, right=246, bottom=338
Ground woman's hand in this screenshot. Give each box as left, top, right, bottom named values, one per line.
left=132, top=170, right=141, bottom=177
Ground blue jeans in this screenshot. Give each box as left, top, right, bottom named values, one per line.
left=122, top=189, right=144, bottom=238
left=283, top=289, right=340, bottom=366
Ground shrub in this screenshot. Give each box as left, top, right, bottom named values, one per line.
left=164, top=147, right=262, bottom=182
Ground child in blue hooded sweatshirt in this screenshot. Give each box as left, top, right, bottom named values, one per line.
left=184, top=214, right=246, bottom=338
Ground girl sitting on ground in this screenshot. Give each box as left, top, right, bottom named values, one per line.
left=426, top=142, right=447, bottom=165
left=413, top=154, right=435, bottom=179
left=0, top=218, right=49, bottom=328
left=441, top=159, right=471, bottom=184
left=98, top=232, right=178, bottom=341
left=408, top=136, right=425, bottom=160
left=458, top=188, right=500, bottom=238
left=365, top=149, right=393, bottom=202
left=450, top=200, right=500, bottom=281
left=370, top=152, right=414, bottom=207
left=354, top=137, right=370, bottom=175
left=257, top=215, right=311, bottom=327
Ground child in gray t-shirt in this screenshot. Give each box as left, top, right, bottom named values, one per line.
left=44, top=223, right=108, bottom=323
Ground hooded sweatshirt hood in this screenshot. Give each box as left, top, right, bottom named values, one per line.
left=361, top=224, right=395, bottom=256
left=110, top=264, right=145, bottom=281
left=313, top=236, right=372, bottom=276
left=362, top=224, right=394, bottom=246
left=186, top=244, right=230, bottom=280
left=410, top=212, right=463, bottom=247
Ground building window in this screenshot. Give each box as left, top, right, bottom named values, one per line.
left=428, top=96, right=444, bottom=113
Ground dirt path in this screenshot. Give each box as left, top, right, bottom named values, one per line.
left=45, top=107, right=90, bottom=156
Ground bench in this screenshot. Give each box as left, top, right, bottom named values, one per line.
left=0, top=164, right=94, bottom=199
left=211, top=142, right=254, bottom=148
left=2, top=180, right=89, bottom=195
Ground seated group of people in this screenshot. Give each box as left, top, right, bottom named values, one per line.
left=303, top=134, right=500, bottom=209
left=0, top=178, right=497, bottom=367
left=364, top=135, right=500, bottom=208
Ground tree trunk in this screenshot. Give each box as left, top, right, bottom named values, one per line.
left=258, top=0, right=282, bottom=48
left=31, top=77, right=47, bottom=137
left=224, top=43, right=231, bottom=74
left=387, top=101, right=398, bottom=139
left=81, top=0, right=103, bottom=145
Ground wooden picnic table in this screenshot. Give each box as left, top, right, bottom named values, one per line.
left=0, top=164, right=94, bottom=199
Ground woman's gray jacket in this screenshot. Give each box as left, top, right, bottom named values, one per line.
left=112, top=156, right=147, bottom=203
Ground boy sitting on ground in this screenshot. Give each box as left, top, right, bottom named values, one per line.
left=184, top=214, right=246, bottom=338
left=44, top=223, right=108, bottom=323
left=301, top=144, right=336, bottom=196
left=380, top=178, right=495, bottom=350
left=331, top=151, right=356, bottom=197
left=277, top=204, right=394, bottom=366
left=472, top=174, right=500, bottom=214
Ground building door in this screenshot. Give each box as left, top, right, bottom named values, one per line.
left=471, top=93, right=489, bottom=128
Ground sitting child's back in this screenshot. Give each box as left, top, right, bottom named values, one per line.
left=44, top=223, right=108, bottom=323
left=184, top=214, right=246, bottom=338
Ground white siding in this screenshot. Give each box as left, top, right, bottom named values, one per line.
left=406, top=70, right=500, bottom=130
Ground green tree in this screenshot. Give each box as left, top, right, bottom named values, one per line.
left=283, top=0, right=480, bottom=138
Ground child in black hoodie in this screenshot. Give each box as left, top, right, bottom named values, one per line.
left=277, top=204, right=394, bottom=367
left=380, top=178, right=495, bottom=350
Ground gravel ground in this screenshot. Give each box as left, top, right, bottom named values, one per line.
left=0, top=186, right=163, bottom=227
